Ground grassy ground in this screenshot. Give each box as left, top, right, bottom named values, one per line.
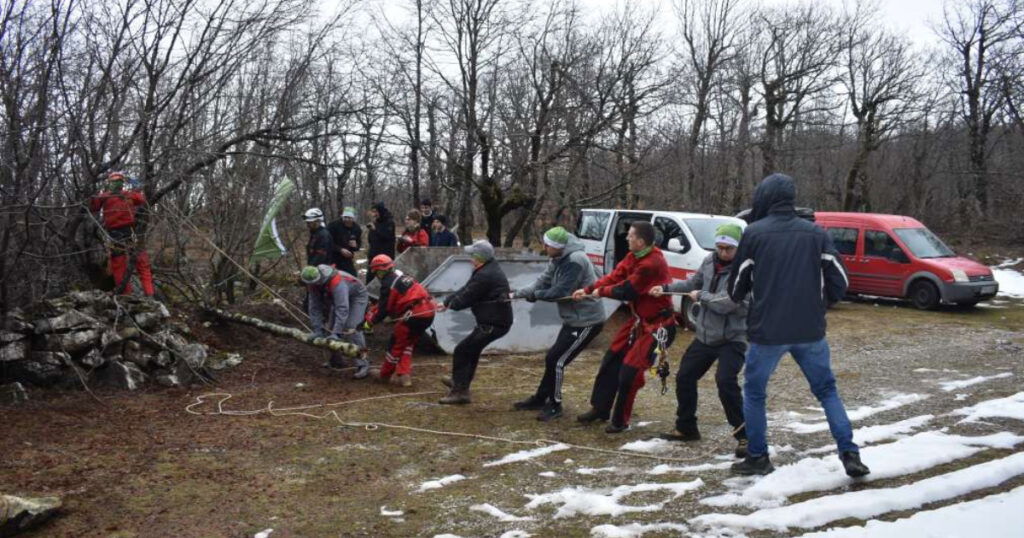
left=2, top=297, right=1023, bottom=537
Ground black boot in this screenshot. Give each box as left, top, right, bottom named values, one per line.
left=660, top=429, right=701, bottom=442
left=513, top=394, right=545, bottom=411
left=731, top=454, right=774, bottom=475
left=536, top=402, right=563, bottom=422
left=576, top=408, right=610, bottom=423
left=439, top=389, right=471, bottom=405
left=840, top=451, right=870, bottom=477
left=604, top=422, right=630, bottom=434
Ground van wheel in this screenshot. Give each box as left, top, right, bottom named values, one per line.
left=909, top=280, right=940, bottom=310
left=681, top=297, right=698, bottom=331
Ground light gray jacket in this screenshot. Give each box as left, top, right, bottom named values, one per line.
left=668, top=253, right=748, bottom=345
left=514, top=235, right=605, bottom=327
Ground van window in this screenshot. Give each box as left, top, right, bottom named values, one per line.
left=826, top=227, right=858, bottom=255
left=893, top=227, right=954, bottom=258
left=864, top=230, right=904, bottom=259
left=655, top=217, right=688, bottom=250
left=577, top=211, right=610, bottom=241
left=683, top=218, right=736, bottom=250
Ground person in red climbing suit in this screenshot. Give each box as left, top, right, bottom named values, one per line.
left=363, top=254, right=436, bottom=387
left=572, top=220, right=677, bottom=434
left=89, top=171, right=155, bottom=297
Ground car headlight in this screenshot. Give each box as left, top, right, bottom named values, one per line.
left=951, top=269, right=968, bottom=283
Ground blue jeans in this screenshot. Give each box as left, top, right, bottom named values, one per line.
left=743, top=338, right=858, bottom=457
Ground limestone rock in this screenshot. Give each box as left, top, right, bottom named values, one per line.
left=39, top=329, right=100, bottom=354
left=0, top=341, right=28, bottom=363
left=97, top=361, right=147, bottom=391
left=79, top=348, right=106, bottom=369
left=0, top=494, right=62, bottom=536
left=32, top=310, right=101, bottom=334
left=11, top=353, right=69, bottom=386
left=0, top=382, right=28, bottom=404
left=207, top=352, right=243, bottom=371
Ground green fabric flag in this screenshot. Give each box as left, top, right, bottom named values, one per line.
left=251, top=177, right=297, bottom=263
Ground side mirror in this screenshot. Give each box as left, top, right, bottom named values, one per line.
left=667, top=237, right=687, bottom=253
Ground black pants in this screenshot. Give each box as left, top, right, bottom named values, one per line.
left=452, top=324, right=511, bottom=391
left=589, top=325, right=676, bottom=426
left=533, top=323, right=603, bottom=404
left=675, top=339, right=746, bottom=439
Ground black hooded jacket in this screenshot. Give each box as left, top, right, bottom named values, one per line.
left=444, top=259, right=513, bottom=328
left=727, top=173, right=849, bottom=345
left=367, top=202, right=396, bottom=259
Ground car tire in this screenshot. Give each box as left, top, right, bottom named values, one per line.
left=909, top=280, right=940, bottom=310
left=680, top=297, right=698, bottom=331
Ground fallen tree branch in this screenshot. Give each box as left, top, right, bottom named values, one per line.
left=205, top=308, right=361, bottom=357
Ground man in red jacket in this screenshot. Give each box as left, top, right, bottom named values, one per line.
left=89, top=171, right=155, bottom=297
left=365, top=254, right=436, bottom=386
left=572, top=220, right=676, bottom=433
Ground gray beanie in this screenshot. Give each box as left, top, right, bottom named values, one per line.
left=464, top=239, right=495, bottom=262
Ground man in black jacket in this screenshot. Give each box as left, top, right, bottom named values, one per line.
left=437, top=240, right=513, bottom=404
left=304, top=208, right=333, bottom=266
left=326, top=206, right=362, bottom=275
left=727, top=173, right=869, bottom=478
left=419, top=199, right=445, bottom=233
left=365, top=202, right=396, bottom=284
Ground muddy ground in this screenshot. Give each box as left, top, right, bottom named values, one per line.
left=2, top=296, right=1023, bottom=537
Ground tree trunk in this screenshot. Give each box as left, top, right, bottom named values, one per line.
left=205, top=307, right=361, bottom=356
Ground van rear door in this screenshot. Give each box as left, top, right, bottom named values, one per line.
left=576, top=210, right=613, bottom=275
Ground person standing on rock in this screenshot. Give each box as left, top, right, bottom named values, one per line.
left=572, top=221, right=677, bottom=434
left=301, top=264, right=370, bottom=379
left=89, top=171, right=155, bottom=297
left=650, top=223, right=749, bottom=458
left=727, top=173, right=869, bottom=478
left=327, top=206, right=362, bottom=276
left=436, top=240, right=513, bottom=405
left=510, top=227, right=605, bottom=421
left=365, top=254, right=436, bottom=386
left=365, top=202, right=396, bottom=284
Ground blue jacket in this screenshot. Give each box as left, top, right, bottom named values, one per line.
left=727, top=174, right=848, bottom=345
left=430, top=229, right=459, bottom=247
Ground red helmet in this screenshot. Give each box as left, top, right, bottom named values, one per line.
left=369, top=254, right=394, bottom=272
left=107, top=171, right=126, bottom=182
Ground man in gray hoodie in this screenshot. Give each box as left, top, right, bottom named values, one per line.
left=301, top=264, right=371, bottom=379
left=511, top=227, right=607, bottom=421
left=650, top=223, right=749, bottom=457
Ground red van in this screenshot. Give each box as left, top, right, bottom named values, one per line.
left=815, top=212, right=998, bottom=309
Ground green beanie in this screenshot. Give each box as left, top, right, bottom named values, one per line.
left=543, top=226, right=570, bottom=249
left=714, top=223, right=743, bottom=247
left=300, top=265, right=320, bottom=284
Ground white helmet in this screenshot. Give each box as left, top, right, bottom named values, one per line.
left=303, top=207, right=324, bottom=222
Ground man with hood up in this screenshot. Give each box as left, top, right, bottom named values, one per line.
left=366, top=202, right=396, bottom=284
left=510, top=227, right=606, bottom=421
left=301, top=264, right=371, bottom=379
left=727, top=173, right=869, bottom=478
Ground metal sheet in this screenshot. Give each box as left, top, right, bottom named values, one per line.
left=421, top=255, right=618, bottom=354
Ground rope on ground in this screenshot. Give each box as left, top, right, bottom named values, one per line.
left=185, top=391, right=715, bottom=464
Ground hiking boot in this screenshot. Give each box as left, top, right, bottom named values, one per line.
left=352, top=358, right=370, bottom=380
left=513, top=395, right=546, bottom=411
left=731, top=454, right=774, bottom=476
left=660, top=429, right=701, bottom=442
left=394, top=373, right=413, bottom=387
left=734, top=438, right=749, bottom=459
left=604, top=422, right=630, bottom=434
left=536, top=403, right=563, bottom=422
left=576, top=408, right=610, bottom=423
left=840, top=451, right=870, bottom=478
left=438, top=390, right=471, bottom=405
left=439, top=375, right=453, bottom=389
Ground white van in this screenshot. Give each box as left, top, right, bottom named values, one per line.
left=576, top=209, right=746, bottom=323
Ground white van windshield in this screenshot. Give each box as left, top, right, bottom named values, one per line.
left=893, top=227, right=955, bottom=258
left=577, top=211, right=610, bottom=241
left=685, top=218, right=739, bottom=250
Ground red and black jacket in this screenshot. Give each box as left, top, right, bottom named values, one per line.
left=89, top=190, right=146, bottom=230
left=585, top=247, right=673, bottom=321
left=371, top=270, right=435, bottom=323
left=397, top=228, right=429, bottom=253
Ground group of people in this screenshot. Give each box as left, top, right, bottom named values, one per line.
left=301, top=173, right=871, bottom=479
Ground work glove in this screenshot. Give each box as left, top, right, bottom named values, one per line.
left=360, top=321, right=373, bottom=334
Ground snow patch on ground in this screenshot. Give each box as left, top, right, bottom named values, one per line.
left=499, top=531, right=532, bottom=538
left=702, top=430, right=1024, bottom=508
left=647, top=461, right=734, bottom=475
left=254, top=530, right=273, bottom=538
left=955, top=392, right=1024, bottom=423
left=692, top=451, right=1024, bottom=533
left=798, top=484, right=1024, bottom=537
left=801, top=415, right=934, bottom=455
left=590, top=522, right=691, bottom=537
left=538, top=471, right=558, bottom=477
left=619, top=438, right=678, bottom=454
left=577, top=466, right=619, bottom=475
left=483, top=443, right=571, bottom=467
left=380, top=506, right=403, bottom=517
left=469, top=503, right=534, bottom=522
left=785, top=393, right=928, bottom=433
left=992, top=266, right=1024, bottom=298
left=525, top=480, right=704, bottom=518
left=938, top=372, right=1013, bottom=391
left=416, top=474, right=467, bottom=492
